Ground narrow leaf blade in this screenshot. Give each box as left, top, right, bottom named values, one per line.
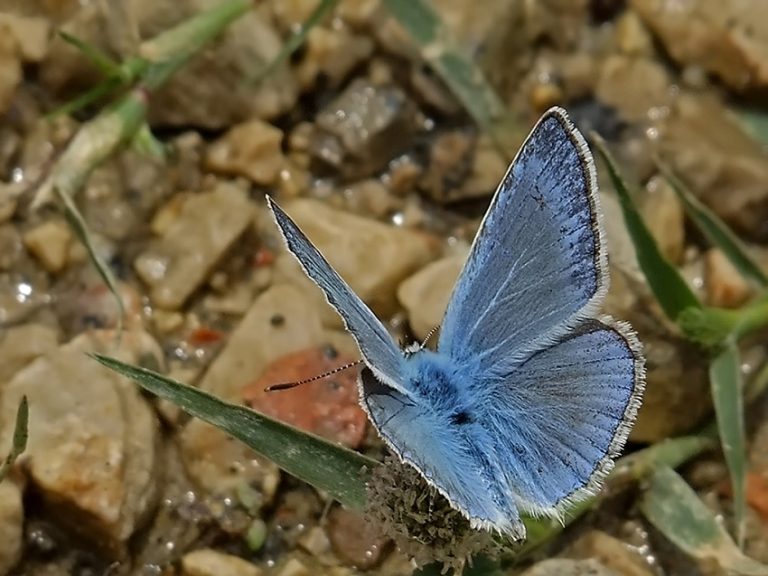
left=641, top=466, right=765, bottom=575
left=592, top=136, right=701, bottom=321
left=659, top=163, right=768, bottom=288
left=710, top=342, right=748, bottom=547
left=92, top=354, right=376, bottom=510
left=382, top=0, right=521, bottom=154
left=58, top=187, right=125, bottom=336
left=0, top=396, right=29, bottom=483
left=248, top=0, right=338, bottom=84
left=58, top=31, right=122, bottom=76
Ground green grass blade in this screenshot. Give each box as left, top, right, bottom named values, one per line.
left=248, top=0, right=338, bottom=84
left=131, top=123, right=167, bottom=158
left=592, top=135, right=701, bottom=321
left=139, top=0, right=251, bottom=64
left=58, top=30, right=122, bottom=76
left=57, top=184, right=125, bottom=336
left=710, top=341, right=747, bottom=547
left=641, top=466, right=766, bottom=575
left=659, top=162, right=768, bottom=288
left=0, top=396, right=28, bottom=483
left=92, top=354, right=376, bottom=510
left=37, top=93, right=151, bottom=333
left=46, top=77, right=123, bottom=119
left=382, top=0, right=520, bottom=154
left=737, top=108, right=768, bottom=148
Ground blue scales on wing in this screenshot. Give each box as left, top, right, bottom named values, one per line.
left=361, top=108, right=644, bottom=536
left=438, top=108, right=608, bottom=375
left=359, top=362, right=526, bottom=536
left=267, top=198, right=411, bottom=398
left=478, top=318, right=643, bottom=517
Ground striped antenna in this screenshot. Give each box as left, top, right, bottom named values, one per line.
left=421, top=325, right=440, bottom=349
left=264, top=360, right=363, bottom=392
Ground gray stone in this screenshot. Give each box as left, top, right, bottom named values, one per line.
left=135, top=182, right=254, bottom=310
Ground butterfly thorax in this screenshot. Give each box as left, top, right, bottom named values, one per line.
left=403, top=349, right=477, bottom=425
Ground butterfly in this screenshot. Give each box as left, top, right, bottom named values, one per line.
left=267, top=107, right=645, bottom=538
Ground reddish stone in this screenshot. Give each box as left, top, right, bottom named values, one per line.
left=188, top=327, right=225, bottom=345
left=243, top=347, right=367, bottom=449
left=252, top=247, right=275, bottom=267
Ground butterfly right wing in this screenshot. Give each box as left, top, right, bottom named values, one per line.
left=268, top=198, right=410, bottom=397
left=477, top=318, right=644, bottom=518
left=438, top=108, right=608, bottom=375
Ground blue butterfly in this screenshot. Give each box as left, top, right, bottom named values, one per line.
left=267, top=107, right=645, bottom=538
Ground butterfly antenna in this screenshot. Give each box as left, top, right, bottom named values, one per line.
left=264, top=360, right=363, bottom=392
left=420, top=325, right=440, bottom=349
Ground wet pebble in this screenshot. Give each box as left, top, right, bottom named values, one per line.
left=629, top=334, right=711, bottom=442
left=22, top=219, right=72, bottom=274
left=0, top=481, right=22, bottom=575
left=0, top=330, right=163, bottom=555
left=639, top=174, right=685, bottom=264
left=705, top=248, right=753, bottom=308
left=632, top=0, right=768, bottom=91
left=0, top=26, right=21, bottom=115
left=0, top=323, right=58, bottom=382
left=311, top=79, right=418, bottom=179
left=657, top=93, right=768, bottom=241
left=135, top=182, right=254, bottom=310
left=595, top=55, right=673, bottom=122
left=274, top=557, right=310, bottom=576
left=205, top=119, right=285, bottom=186
left=296, top=25, right=373, bottom=90
left=566, top=530, right=655, bottom=576
left=520, top=558, right=621, bottom=576
left=0, top=14, right=49, bottom=63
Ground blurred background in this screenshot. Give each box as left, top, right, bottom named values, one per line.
left=0, top=0, right=766, bottom=575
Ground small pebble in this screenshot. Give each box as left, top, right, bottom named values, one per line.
left=23, top=219, right=73, bottom=273
left=181, top=548, right=262, bottom=576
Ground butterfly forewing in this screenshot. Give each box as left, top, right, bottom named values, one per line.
left=267, top=198, right=411, bottom=398
left=438, top=108, right=608, bottom=376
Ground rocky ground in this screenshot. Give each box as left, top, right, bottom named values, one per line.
left=0, top=0, right=766, bottom=575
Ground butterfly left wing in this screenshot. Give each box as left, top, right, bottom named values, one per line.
left=481, top=318, right=644, bottom=517
left=268, top=198, right=411, bottom=398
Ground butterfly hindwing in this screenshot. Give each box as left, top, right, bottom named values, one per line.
left=478, top=318, right=644, bottom=516
left=267, top=198, right=410, bottom=397
left=439, top=108, right=608, bottom=374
